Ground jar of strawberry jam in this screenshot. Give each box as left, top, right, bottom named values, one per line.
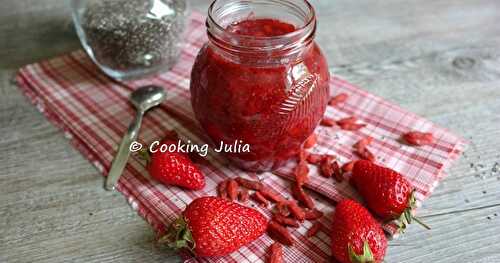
left=190, top=0, right=330, bottom=172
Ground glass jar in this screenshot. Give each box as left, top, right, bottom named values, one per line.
left=70, top=0, right=189, bottom=80
left=190, top=0, right=330, bottom=172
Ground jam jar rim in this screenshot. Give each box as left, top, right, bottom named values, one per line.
left=206, top=0, right=317, bottom=56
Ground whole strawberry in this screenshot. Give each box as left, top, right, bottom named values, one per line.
left=331, top=199, right=387, bottom=263
left=148, top=140, right=205, bottom=190
left=351, top=160, right=429, bottom=230
left=161, top=196, right=268, bottom=257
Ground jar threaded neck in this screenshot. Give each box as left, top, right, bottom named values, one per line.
left=206, top=0, right=317, bottom=63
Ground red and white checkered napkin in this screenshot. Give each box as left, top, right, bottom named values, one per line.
left=16, top=12, right=466, bottom=262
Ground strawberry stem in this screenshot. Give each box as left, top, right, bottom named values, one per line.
left=158, top=217, right=195, bottom=253
left=412, top=216, right=431, bottom=230
left=348, top=241, right=375, bottom=263
left=137, top=148, right=151, bottom=163
left=397, top=190, right=431, bottom=232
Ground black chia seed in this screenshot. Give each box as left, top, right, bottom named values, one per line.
left=81, top=0, right=187, bottom=72
left=492, top=162, right=499, bottom=174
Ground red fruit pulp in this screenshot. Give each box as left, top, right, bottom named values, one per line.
left=190, top=19, right=330, bottom=171
left=225, top=19, right=296, bottom=37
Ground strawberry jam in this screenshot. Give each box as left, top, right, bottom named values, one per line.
left=190, top=0, right=330, bottom=171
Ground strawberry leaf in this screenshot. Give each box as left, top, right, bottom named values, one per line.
left=158, top=217, right=195, bottom=253
left=397, top=190, right=431, bottom=232
left=348, top=241, right=375, bottom=263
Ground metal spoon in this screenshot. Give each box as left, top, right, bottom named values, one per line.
left=105, top=85, right=167, bottom=191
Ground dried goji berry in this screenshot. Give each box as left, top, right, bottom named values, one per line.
left=320, top=155, right=338, bottom=178
left=341, top=161, right=356, bottom=173
left=306, top=222, right=322, bottom=238
left=217, top=180, right=228, bottom=199
left=306, top=153, right=324, bottom=165
left=355, top=148, right=375, bottom=162
left=338, top=122, right=366, bottom=131
left=336, top=116, right=357, bottom=126
left=252, top=191, right=269, bottom=208
left=337, top=117, right=366, bottom=131
left=303, top=133, right=317, bottom=149
left=304, top=209, right=324, bottom=220
left=287, top=201, right=306, bottom=221
left=238, top=188, right=249, bottom=203
left=332, top=161, right=343, bottom=182
left=294, top=160, right=309, bottom=186
left=275, top=202, right=290, bottom=217
left=273, top=214, right=300, bottom=228
left=353, top=136, right=373, bottom=152
left=260, top=187, right=287, bottom=203
left=267, top=221, right=295, bottom=246
left=298, top=147, right=308, bottom=162
left=268, top=242, right=283, bottom=263
left=291, top=183, right=315, bottom=209
left=320, top=117, right=336, bottom=127
left=227, top=179, right=239, bottom=201
left=402, top=131, right=434, bottom=146
left=235, top=177, right=263, bottom=191
left=328, top=93, right=349, bottom=106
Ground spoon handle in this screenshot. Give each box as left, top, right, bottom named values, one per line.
left=105, top=111, right=144, bottom=191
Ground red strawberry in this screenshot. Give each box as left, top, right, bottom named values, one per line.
left=148, top=140, right=205, bottom=190
left=351, top=160, right=430, bottom=231
left=331, top=199, right=387, bottom=263
left=160, top=197, right=268, bottom=257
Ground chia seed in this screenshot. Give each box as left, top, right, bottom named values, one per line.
left=492, top=162, right=499, bottom=174
left=80, top=0, right=187, bottom=74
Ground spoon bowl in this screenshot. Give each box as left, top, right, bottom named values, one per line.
left=130, top=85, right=167, bottom=112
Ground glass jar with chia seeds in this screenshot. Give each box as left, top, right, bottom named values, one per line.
left=70, top=0, right=189, bottom=80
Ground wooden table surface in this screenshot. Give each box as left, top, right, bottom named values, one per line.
left=1, top=1, right=500, bottom=262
